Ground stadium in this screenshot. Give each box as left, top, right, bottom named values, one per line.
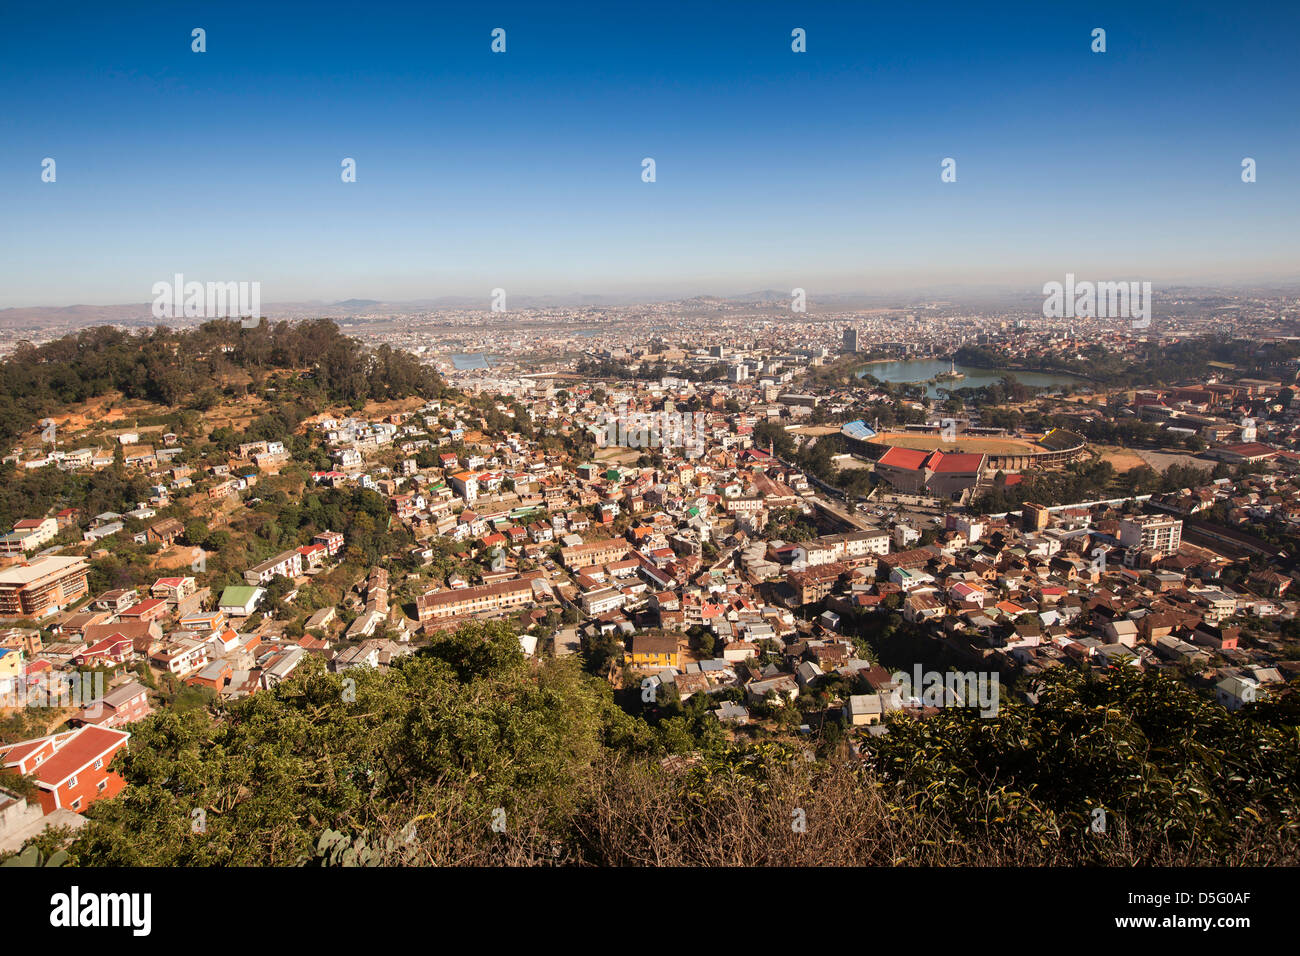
left=841, top=421, right=1088, bottom=471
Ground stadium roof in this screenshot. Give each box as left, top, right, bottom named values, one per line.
left=841, top=420, right=877, bottom=441
left=926, top=450, right=986, bottom=474
left=877, top=446, right=929, bottom=470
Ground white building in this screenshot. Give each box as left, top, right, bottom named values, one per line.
left=1118, top=516, right=1182, bottom=555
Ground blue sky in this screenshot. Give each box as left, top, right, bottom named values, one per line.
left=1, top=0, right=1297, bottom=307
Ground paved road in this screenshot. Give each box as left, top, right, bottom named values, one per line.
left=810, top=495, right=872, bottom=532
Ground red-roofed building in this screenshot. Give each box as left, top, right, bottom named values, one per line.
left=151, top=576, right=197, bottom=603
left=876, top=446, right=929, bottom=472
left=1214, top=442, right=1278, bottom=464
left=71, top=634, right=135, bottom=668
left=875, top=446, right=986, bottom=498
left=119, top=598, right=169, bottom=624
left=926, top=450, right=985, bottom=474
left=313, top=530, right=345, bottom=557
left=924, top=450, right=986, bottom=498
left=297, top=542, right=329, bottom=569
left=0, top=725, right=131, bottom=814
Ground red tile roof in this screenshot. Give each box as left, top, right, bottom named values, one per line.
left=121, top=598, right=166, bottom=617
left=1222, top=442, right=1277, bottom=458
left=3, top=725, right=130, bottom=788
left=926, top=450, right=986, bottom=473
left=34, top=726, right=129, bottom=786
left=877, top=446, right=929, bottom=470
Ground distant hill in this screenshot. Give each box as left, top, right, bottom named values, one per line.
left=0, top=319, right=448, bottom=448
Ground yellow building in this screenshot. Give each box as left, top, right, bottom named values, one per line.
left=628, top=634, right=680, bottom=669
left=0, top=645, right=24, bottom=695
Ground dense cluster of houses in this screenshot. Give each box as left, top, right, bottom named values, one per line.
left=6, top=359, right=1300, bottom=855
left=0, top=524, right=364, bottom=846
left=541, top=483, right=1299, bottom=730
left=311, top=390, right=1298, bottom=732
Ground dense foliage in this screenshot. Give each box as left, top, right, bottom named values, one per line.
left=868, top=667, right=1300, bottom=855
left=0, top=318, right=447, bottom=448
left=49, top=621, right=1300, bottom=867
left=955, top=337, right=1300, bottom=389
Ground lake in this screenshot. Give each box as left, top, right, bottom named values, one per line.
left=856, top=359, right=1088, bottom=398
left=451, top=353, right=495, bottom=370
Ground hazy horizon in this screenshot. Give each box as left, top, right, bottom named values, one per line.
left=6, top=269, right=1300, bottom=320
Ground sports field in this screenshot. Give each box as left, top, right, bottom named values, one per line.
left=873, top=432, right=1045, bottom=455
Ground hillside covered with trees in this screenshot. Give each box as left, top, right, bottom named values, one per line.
left=0, top=318, right=449, bottom=449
